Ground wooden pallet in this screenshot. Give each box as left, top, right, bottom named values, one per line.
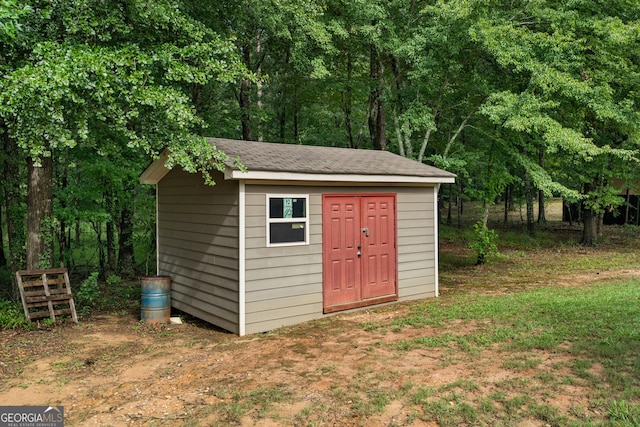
left=16, top=268, right=78, bottom=323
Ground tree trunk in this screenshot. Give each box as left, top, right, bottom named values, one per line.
left=456, top=179, right=463, bottom=228
left=581, top=181, right=598, bottom=245
left=0, top=205, right=6, bottom=267
left=75, top=219, right=81, bottom=247
left=57, top=151, right=69, bottom=266
left=537, top=150, right=546, bottom=223
left=524, top=173, right=535, bottom=236
left=192, top=84, right=204, bottom=118
left=390, top=54, right=412, bottom=158
left=342, top=50, right=356, bottom=148
left=239, top=45, right=253, bottom=141
left=104, top=186, right=117, bottom=276
left=2, top=125, right=24, bottom=275
left=26, top=155, right=54, bottom=270
left=106, top=220, right=116, bottom=277
left=278, top=51, right=290, bottom=143
left=503, top=186, right=510, bottom=224
left=582, top=208, right=597, bottom=245
left=240, top=78, right=252, bottom=141
left=58, top=220, right=66, bottom=267
left=278, top=93, right=286, bottom=142
left=118, top=205, right=135, bottom=276
left=537, top=191, right=546, bottom=224
left=0, top=125, right=7, bottom=267
left=368, top=45, right=386, bottom=151
left=293, top=86, right=299, bottom=143
left=92, top=221, right=105, bottom=274
left=447, top=184, right=452, bottom=225
left=624, top=188, right=630, bottom=224
left=118, top=183, right=135, bottom=276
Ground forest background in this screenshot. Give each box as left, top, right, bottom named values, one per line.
left=0, top=0, right=639, bottom=291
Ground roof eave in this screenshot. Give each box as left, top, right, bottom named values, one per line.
left=140, top=150, right=170, bottom=184
left=225, top=169, right=456, bottom=184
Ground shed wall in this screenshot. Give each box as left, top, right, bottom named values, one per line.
left=157, top=168, right=240, bottom=333
left=243, top=184, right=435, bottom=334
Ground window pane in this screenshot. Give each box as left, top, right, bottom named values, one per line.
left=270, top=222, right=305, bottom=244
left=269, top=198, right=284, bottom=218
left=269, top=197, right=306, bottom=219
left=291, top=198, right=305, bottom=218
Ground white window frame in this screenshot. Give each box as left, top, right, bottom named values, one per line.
left=266, top=194, right=310, bottom=247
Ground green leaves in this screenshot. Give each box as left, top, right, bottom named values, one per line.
left=0, top=0, right=30, bottom=42
left=0, top=0, right=246, bottom=178
left=470, top=0, right=640, bottom=224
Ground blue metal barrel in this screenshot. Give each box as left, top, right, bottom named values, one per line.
left=140, top=276, right=171, bottom=323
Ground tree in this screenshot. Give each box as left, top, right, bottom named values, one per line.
left=474, top=0, right=640, bottom=243
left=0, top=0, right=29, bottom=42
left=0, top=0, right=245, bottom=269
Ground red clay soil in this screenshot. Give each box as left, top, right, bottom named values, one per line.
left=1, top=267, right=639, bottom=426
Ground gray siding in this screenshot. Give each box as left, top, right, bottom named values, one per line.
left=243, top=184, right=436, bottom=334
left=396, top=187, right=436, bottom=300
left=157, top=168, right=240, bottom=334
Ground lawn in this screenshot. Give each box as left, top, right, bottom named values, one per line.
left=0, top=218, right=638, bottom=426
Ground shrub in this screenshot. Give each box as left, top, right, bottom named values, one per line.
left=470, top=221, right=499, bottom=265
left=0, top=300, right=27, bottom=329
left=106, top=274, right=121, bottom=285
left=76, top=272, right=99, bottom=309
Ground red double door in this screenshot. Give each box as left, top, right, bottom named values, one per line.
left=322, top=194, right=398, bottom=312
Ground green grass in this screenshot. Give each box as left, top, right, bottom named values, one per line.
left=361, top=278, right=640, bottom=426
left=326, top=281, right=631, bottom=426
left=206, top=384, right=294, bottom=423
left=393, top=280, right=640, bottom=361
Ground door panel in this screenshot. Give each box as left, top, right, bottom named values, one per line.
left=323, top=199, right=360, bottom=307
left=361, top=196, right=396, bottom=299
left=323, top=195, right=397, bottom=311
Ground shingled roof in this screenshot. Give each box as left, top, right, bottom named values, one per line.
left=141, top=138, right=456, bottom=185
left=209, top=138, right=455, bottom=179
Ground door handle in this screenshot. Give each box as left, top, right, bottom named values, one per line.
left=357, top=251, right=361, bottom=257
left=361, top=227, right=369, bottom=237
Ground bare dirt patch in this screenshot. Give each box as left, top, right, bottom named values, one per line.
left=1, top=266, right=639, bottom=425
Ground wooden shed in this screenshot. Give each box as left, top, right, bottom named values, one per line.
left=140, top=138, right=456, bottom=335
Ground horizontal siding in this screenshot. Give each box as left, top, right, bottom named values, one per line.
left=157, top=168, right=240, bottom=334
left=243, top=184, right=438, bottom=334
left=397, top=187, right=436, bottom=300
left=160, top=212, right=239, bottom=227
left=160, top=252, right=238, bottom=283
left=159, top=228, right=237, bottom=248
left=159, top=195, right=240, bottom=209
left=245, top=261, right=321, bottom=282
left=159, top=258, right=236, bottom=290
left=158, top=235, right=238, bottom=260
left=245, top=268, right=323, bottom=290
left=245, top=308, right=323, bottom=335
left=246, top=282, right=320, bottom=302
left=172, top=282, right=238, bottom=312
left=244, top=185, right=322, bottom=333
left=245, top=303, right=323, bottom=326
left=160, top=220, right=238, bottom=238
left=171, top=300, right=238, bottom=334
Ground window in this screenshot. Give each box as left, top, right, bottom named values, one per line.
left=266, top=195, right=309, bottom=246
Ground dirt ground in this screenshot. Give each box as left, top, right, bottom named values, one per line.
left=1, top=262, right=639, bottom=426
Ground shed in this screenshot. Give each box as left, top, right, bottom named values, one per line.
left=140, top=138, right=456, bottom=335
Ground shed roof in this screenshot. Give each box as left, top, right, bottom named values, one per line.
left=211, top=138, right=454, bottom=178
left=141, top=138, right=456, bottom=185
